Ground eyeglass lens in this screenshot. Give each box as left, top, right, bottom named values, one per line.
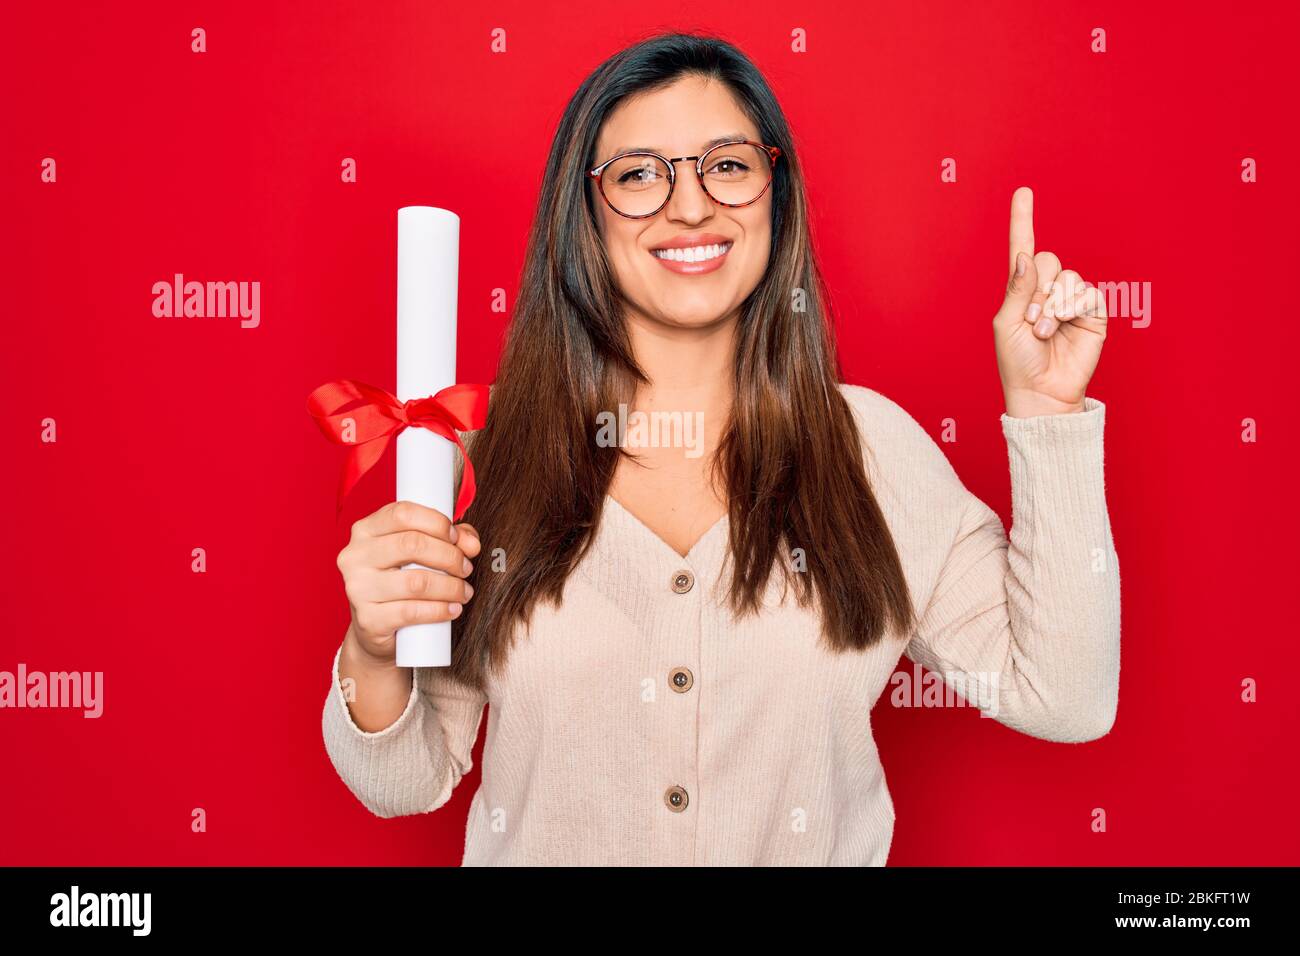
left=599, top=143, right=773, bottom=217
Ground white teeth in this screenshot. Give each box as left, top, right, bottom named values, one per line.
left=653, top=241, right=732, bottom=262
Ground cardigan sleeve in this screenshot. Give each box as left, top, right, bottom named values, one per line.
left=321, top=639, right=488, bottom=818
left=901, top=396, right=1121, bottom=742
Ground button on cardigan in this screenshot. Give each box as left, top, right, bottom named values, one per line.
left=321, top=383, right=1121, bottom=865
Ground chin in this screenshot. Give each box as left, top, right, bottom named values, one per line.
left=654, top=306, right=732, bottom=329
left=647, top=288, right=736, bottom=325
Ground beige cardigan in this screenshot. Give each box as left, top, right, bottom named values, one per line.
left=321, top=383, right=1120, bottom=865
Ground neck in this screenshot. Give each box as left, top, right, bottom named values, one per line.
left=624, top=309, right=737, bottom=415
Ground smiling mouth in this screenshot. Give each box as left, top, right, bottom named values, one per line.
left=650, top=240, right=733, bottom=263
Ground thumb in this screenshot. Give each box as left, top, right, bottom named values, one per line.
left=999, top=249, right=1039, bottom=322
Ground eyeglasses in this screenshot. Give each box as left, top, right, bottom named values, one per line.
left=588, top=139, right=782, bottom=219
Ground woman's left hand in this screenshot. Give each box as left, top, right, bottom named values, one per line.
left=993, top=186, right=1108, bottom=418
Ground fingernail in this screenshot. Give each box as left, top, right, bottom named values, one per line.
left=464, top=582, right=474, bottom=599
left=1015, top=253, right=1026, bottom=277
left=1034, top=317, right=1053, bottom=337
left=448, top=525, right=459, bottom=543
left=462, top=557, right=473, bottom=575
left=449, top=603, right=463, bottom=616
left=1027, top=302, right=1042, bottom=323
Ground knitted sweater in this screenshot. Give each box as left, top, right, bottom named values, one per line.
left=321, top=383, right=1121, bottom=865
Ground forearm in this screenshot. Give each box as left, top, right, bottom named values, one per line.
left=904, top=397, right=1120, bottom=743
left=322, top=627, right=486, bottom=819
left=998, top=397, right=1120, bottom=738
left=336, top=624, right=413, bottom=733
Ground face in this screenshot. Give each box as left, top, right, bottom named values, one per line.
left=590, top=74, right=773, bottom=332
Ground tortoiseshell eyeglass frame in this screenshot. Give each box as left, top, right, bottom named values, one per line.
left=587, top=139, right=783, bottom=220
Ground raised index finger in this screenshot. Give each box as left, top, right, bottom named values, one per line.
left=1008, top=186, right=1035, bottom=276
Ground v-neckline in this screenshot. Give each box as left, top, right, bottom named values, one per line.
left=604, top=493, right=729, bottom=563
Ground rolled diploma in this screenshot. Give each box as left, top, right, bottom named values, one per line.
left=395, top=206, right=460, bottom=668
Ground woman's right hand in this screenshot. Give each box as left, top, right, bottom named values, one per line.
left=337, top=500, right=481, bottom=666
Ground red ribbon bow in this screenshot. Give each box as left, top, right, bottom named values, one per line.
left=307, top=379, right=490, bottom=522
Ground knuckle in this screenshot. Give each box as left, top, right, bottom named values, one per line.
left=355, top=609, right=378, bottom=637
left=392, top=500, right=416, bottom=528
left=400, top=529, right=425, bottom=558
left=400, top=601, right=424, bottom=625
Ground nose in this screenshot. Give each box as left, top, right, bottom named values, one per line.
left=664, top=163, right=714, bottom=224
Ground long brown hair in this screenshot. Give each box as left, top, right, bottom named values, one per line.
left=450, top=31, right=915, bottom=690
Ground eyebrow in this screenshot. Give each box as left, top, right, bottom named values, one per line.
left=607, top=133, right=754, bottom=156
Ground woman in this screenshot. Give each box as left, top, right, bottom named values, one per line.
left=323, top=32, right=1119, bottom=866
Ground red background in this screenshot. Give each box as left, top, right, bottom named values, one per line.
left=3, top=1, right=1296, bottom=865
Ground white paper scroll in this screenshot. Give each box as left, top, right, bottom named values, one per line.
left=395, top=206, right=459, bottom=668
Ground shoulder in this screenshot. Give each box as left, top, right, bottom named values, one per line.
left=835, top=383, right=960, bottom=488
left=837, top=382, right=919, bottom=435
left=833, top=384, right=983, bottom=613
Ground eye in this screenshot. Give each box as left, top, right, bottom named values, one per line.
left=707, top=157, right=752, bottom=178
left=616, top=162, right=664, bottom=185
